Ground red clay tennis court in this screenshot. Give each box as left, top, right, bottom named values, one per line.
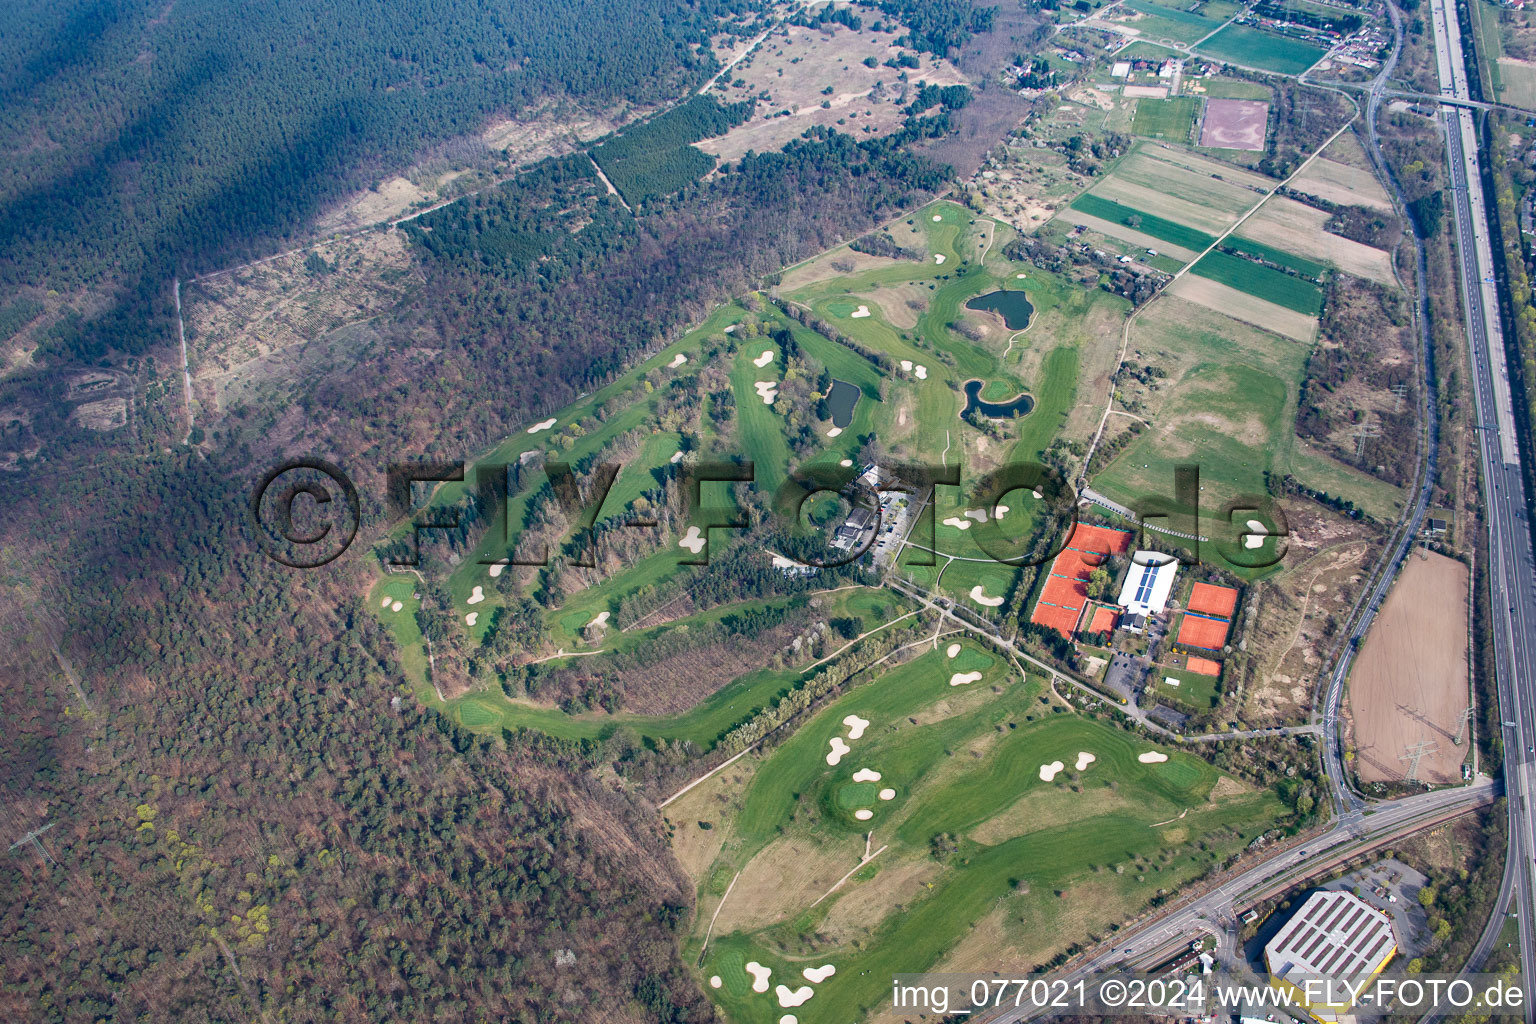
left=1187, top=582, right=1238, bottom=619
left=1029, top=524, right=1134, bottom=637
left=1177, top=613, right=1231, bottom=650
left=1085, top=604, right=1119, bottom=635
left=1186, top=655, right=1222, bottom=676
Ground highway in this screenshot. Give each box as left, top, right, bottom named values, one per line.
left=1427, top=0, right=1536, bottom=1001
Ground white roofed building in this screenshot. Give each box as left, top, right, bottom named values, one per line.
left=1116, top=551, right=1178, bottom=616
left=1264, top=890, right=1397, bottom=1020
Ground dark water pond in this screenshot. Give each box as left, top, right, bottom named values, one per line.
left=965, top=289, right=1035, bottom=329
left=826, top=379, right=860, bottom=428
left=962, top=379, right=1034, bottom=420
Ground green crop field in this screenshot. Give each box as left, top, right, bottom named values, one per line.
left=1195, top=25, right=1328, bottom=74
left=1191, top=250, right=1324, bottom=315
left=682, top=643, right=1286, bottom=1024
left=1070, top=193, right=1218, bottom=252
left=1220, top=238, right=1328, bottom=280
left=1131, top=97, right=1200, bottom=142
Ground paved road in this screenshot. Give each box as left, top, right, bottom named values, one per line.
left=1427, top=0, right=1536, bottom=1001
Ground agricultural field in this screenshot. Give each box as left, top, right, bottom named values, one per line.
left=1233, top=196, right=1397, bottom=286
left=1469, top=0, right=1536, bottom=110
left=1100, top=0, right=1244, bottom=45
left=1188, top=250, right=1325, bottom=316
left=1347, top=552, right=1472, bottom=785
left=1194, top=24, right=1329, bottom=75
left=671, top=640, right=1285, bottom=1024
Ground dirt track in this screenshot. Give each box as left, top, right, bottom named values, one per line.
left=1348, top=551, right=1470, bottom=783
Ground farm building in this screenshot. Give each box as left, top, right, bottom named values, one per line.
left=1117, top=551, right=1178, bottom=617
left=1264, top=891, right=1396, bottom=1021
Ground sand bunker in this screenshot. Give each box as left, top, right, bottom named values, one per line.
left=933, top=254, right=945, bottom=265
left=839, top=458, right=853, bottom=467
left=850, top=305, right=871, bottom=319
left=854, top=809, right=873, bottom=821
left=465, top=612, right=478, bottom=626
left=852, top=768, right=882, bottom=782
left=1016, top=272, right=1027, bottom=279
left=1244, top=519, right=1268, bottom=549
left=391, top=601, right=403, bottom=612
left=527, top=417, right=556, bottom=434
left=755, top=380, right=779, bottom=405
left=1138, top=751, right=1169, bottom=764
left=724, top=324, right=737, bottom=334
left=1039, top=761, right=1065, bottom=782
left=710, top=976, right=722, bottom=989
left=467, top=586, right=485, bottom=605
left=932, top=214, right=943, bottom=222
left=780, top=1017, right=796, bottom=1024
left=964, top=508, right=988, bottom=522
left=914, top=365, right=928, bottom=379
left=826, top=427, right=843, bottom=437
left=380, top=595, right=391, bottom=608
left=843, top=714, right=869, bottom=739
left=679, top=526, right=707, bottom=554
left=942, top=516, right=971, bottom=531
left=970, top=585, right=1005, bottom=607
left=776, top=985, right=814, bottom=1008
left=747, top=962, right=772, bottom=992
left=753, top=350, right=775, bottom=368
left=827, top=737, right=851, bottom=765
left=803, top=965, right=836, bottom=984
left=488, top=562, right=505, bottom=578
left=878, top=788, right=895, bottom=800
left=946, top=642, right=961, bottom=657
left=668, top=353, right=688, bottom=368
left=670, top=451, right=684, bottom=463
left=588, top=610, right=610, bottom=629
left=1075, top=752, right=1096, bottom=771
left=900, top=360, right=913, bottom=372
left=994, top=504, right=1010, bottom=517
left=950, top=671, right=983, bottom=687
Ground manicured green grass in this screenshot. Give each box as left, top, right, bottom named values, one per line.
left=1070, top=193, right=1218, bottom=252
left=1190, top=250, right=1324, bottom=315
left=1115, top=41, right=1184, bottom=60
left=1200, top=77, right=1274, bottom=100
left=1220, top=238, right=1328, bottom=280
left=696, top=644, right=1286, bottom=1024
left=1153, top=665, right=1221, bottom=709
left=730, top=339, right=793, bottom=493
left=1195, top=25, right=1328, bottom=74
left=1122, top=0, right=1227, bottom=30
left=1131, top=96, right=1200, bottom=142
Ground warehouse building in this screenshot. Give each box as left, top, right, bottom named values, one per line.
left=1264, top=890, right=1397, bottom=1021
left=1116, top=550, right=1179, bottom=617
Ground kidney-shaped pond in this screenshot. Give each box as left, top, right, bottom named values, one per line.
left=965, top=289, right=1035, bottom=330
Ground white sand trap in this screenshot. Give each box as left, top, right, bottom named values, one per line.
left=747, top=962, right=772, bottom=992
left=755, top=380, right=779, bottom=404
left=803, top=965, right=836, bottom=984
left=932, top=214, right=943, bottom=222
left=852, top=768, right=882, bottom=782
left=850, top=305, right=870, bottom=319
left=946, top=642, right=962, bottom=658
left=526, top=417, right=556, bottom=434
left=970, top=585, right=1004, bottom=607
left=779, top=1017, right=797, bottom=1024
left=488, top=562, right=505, bottom=578
left=942, top=516, right=971, bottom=530
left=1139, top=751, right=1169, bottom=764
left=380, top=595, right=391, bottom=608
left=1075, top=751, right=1096, bottom=771
left=839, top=458, right=853, bottom=467
left=753, top=350, right=775, bottom=368
left=843, top=714, right=870, bottom=740
left=776, top=985, right=814, bottom=1008
left=710, top=976, right=722, bottom=989
left=950, top=671, right=983, bottom=687
left=679, top=526, right=706, bottom=554
left=723, top=324, right=737, bottom=334
left=1031, top=489, right=1043, bottom=499
left=1039, top=761, right=1065, bottom=782
left=589, top=610, right=610, bottom=629
left=391, top=601, right=403, bottom=612
left=879, top=787, right=896, bottom=800
left=670, top=451, right=684, bottom=464
left=465, top=612, right=478, bottom=626
left=668, top=353, right=687, bottom=368
left=964, top=508, right=988, bottom=523
left=1016, top=272, right=1027, bottom=279
left=826, top=737, right=851, bottom=766
left=933, top=254, right=945, bottom=265
left=1244, top=518, right=1268, bottom=549
left=826, top=426, right=843, bottom=437
left=854, top=809, right=874, bottom=821
left=467, top=586, right=485, bottom=605
left=900, top=359, right=913, bottom=372
left=994, top=504, right=1010, bottom=517
left=914, top=365, right=928, bottom=379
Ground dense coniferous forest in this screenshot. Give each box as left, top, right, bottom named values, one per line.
left=0, top=0, right=758, bottom=359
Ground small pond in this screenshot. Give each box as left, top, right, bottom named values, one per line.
left=964, top=289, right=1035, bottom=330
left=825, top=379, right=860, bottom=428
left=961, top=379, right=1034, bottom=420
